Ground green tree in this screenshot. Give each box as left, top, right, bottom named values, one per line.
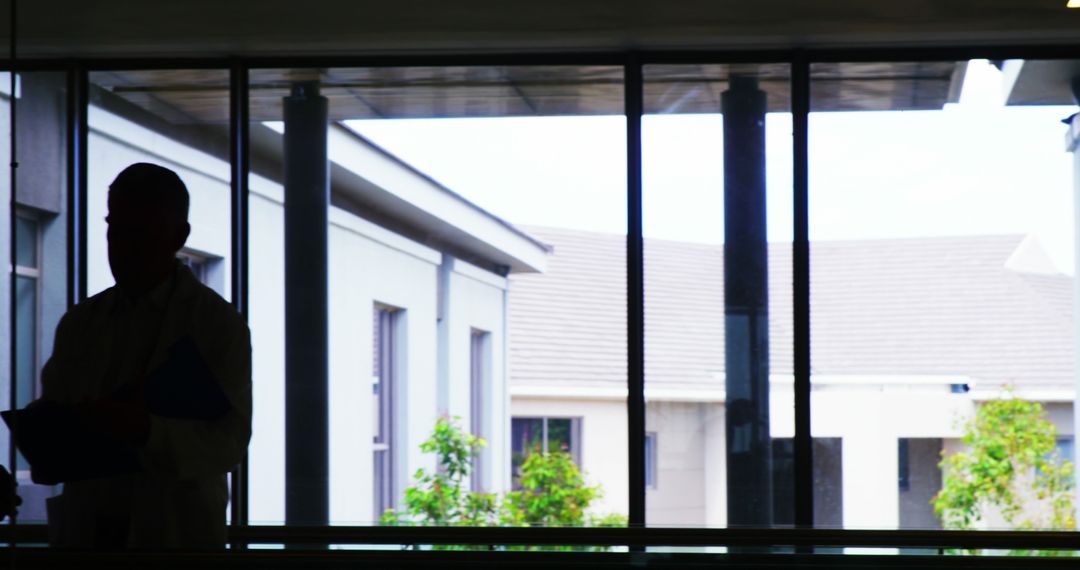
left=380, top=416, right=499, bottom=527
left=382, top=416, right=627, bottom=534
left=933, top=389, right=1075, bottom=533
left=503, top=451, right=599, bottom=526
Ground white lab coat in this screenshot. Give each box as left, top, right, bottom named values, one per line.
left=38, top=264, right=251, bottom=549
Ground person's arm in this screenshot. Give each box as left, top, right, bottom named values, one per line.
left=39, top=312, right=76, bottom=403
left=138, top=312, right=252, bottom=481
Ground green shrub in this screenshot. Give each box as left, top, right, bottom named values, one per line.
left=382, top=416, right=626, bottom=538
left=933, top=388, right=1074, bottom=544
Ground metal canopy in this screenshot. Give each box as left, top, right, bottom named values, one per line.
left=89, top=62, right=965, bottom=125
left=1001, top=59, right=1080, bottom=106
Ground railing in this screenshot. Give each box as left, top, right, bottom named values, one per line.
left=0, top=524, right=1075, bottom=557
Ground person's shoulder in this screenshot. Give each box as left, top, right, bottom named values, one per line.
left=62, top=286, right=117, bottom=321
left=178, top=269, right=248, bottom=333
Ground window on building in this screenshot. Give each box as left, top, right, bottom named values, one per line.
left=1055, top=436, right=1074, bottom=467
left=177, top=250, right=210, bottom=284
left=176, top=249, right=226, bottom=295
left=898, top=438, right=943, bottom=529
left=645, top=432, right=657, bottom=490
left=12, top=213, right=42, bottom=473
left=470, top=330, right=490, bottom=493
left=373, top=305, right=399, bottom=519
left=13, top=214, right=40, bottom=413
left=511, top=417, right=581, bottom=488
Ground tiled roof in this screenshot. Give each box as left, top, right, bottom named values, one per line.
left=507, top=227, right=1074, bottom=392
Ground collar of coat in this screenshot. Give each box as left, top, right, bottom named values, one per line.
left=110, top=261, right=198, bottom=315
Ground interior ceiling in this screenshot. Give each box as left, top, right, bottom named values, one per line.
left=2, top=0, right=1079, bottom=58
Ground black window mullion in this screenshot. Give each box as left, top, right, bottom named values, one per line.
left=228, top=61, right=251, bottom=531
left=67, top=65, right=88, bottom=308
left=625, top=54, right=646, bottom=529
left=6, top=6, right=19, bottom=534
left=791, top=55, right=813, bottom=529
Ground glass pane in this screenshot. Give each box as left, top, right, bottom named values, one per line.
left=642, top=63, right=794, bottom=528
left=87, top=70, right=232, bottom=299
left=511, top=418, right=544, bottom=487
left=2, top=71, right=72, bottom=523
left=14, top=275, right=36, bottom=411
left=14, top=216, right=37, bottom=268
left=77, top=70, right=233, bottom=534
left=546, top=418, right=573, bottom=453
left=810, top=59, right=1078, bottom=532
left=247, top=66, right=627, bottom=528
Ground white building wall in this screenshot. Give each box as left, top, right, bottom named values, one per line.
left=645, top=401, right=708, bottom=526
left=248, top=187, right=286, bottom=523
left=516, top=382, right=983, bottom=526
left=444, top=259, right=509, bottom=493
left=327, top=210, right=442, bottom=523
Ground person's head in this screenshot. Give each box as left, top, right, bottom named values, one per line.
left=106, top=163, right=191, bottom=293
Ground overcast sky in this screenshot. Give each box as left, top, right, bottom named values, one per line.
left=348, top=61, right=1078, bottom=274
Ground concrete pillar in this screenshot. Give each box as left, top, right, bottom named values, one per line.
left=841, top=395, right=898, bottom=529
left=284, top=82, right=330, bottom=525
left=704, top=403, right=727, bottom=527
left=723, top=75, right=772, bottom=526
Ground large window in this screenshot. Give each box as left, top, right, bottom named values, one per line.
left=3, top=53, right=1080, bottom=554
left=641, top=63, right=795, bottom=527
left=809, top=59, right=1078, bottom=531
left=244, top=65, right=626, bottom=526
left=2, top=71, right=72, bottom=524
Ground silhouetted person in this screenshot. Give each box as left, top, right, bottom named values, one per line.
left=36, top=163, right=251, bottom=548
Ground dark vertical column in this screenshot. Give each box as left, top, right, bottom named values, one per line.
left=791, top=57, right=814, bottom=529
left=284, top=81, right=329, bottom=525
left=625, top=57, right=646, bottom=529
left=6, top=2, right=18, bottom=535
left=68, top=68, right=88, bottom=305
left=229, top=62, right=251, bottom=530
left=723, top=75, right=772, bottom=527
left=67, top=66, right=88, bottom=306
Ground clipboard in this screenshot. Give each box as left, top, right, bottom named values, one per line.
left=1, top=402, right=140, bottom=485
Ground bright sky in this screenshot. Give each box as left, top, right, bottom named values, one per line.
left=347, top=61, right=1079, bottom=274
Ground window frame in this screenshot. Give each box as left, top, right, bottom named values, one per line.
left=5, top=43, right=1079, bottom=542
